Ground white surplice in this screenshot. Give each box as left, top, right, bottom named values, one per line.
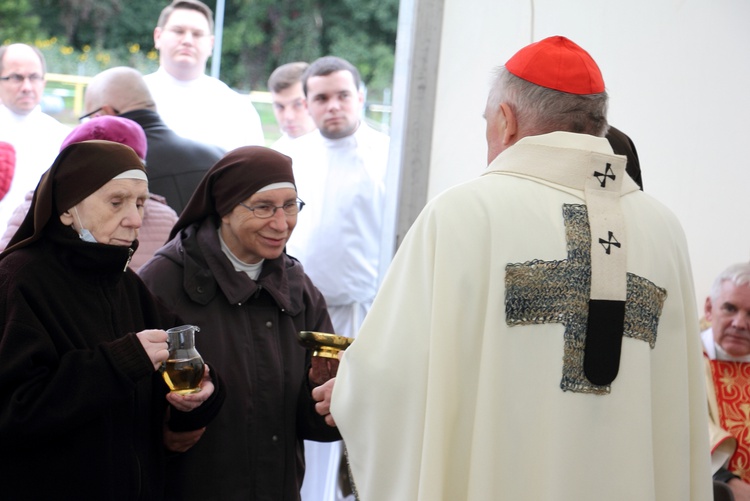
left=144, top=67, right=263, bottom=152
left=0, top=105, right=69, bottom=232
left=285, top=123, right=389, bottom=501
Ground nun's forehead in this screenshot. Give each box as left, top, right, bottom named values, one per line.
left=79, top=177, right=149, bottom=203
left=52, top=141, right=147, bottom=214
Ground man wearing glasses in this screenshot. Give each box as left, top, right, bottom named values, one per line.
left=0, top=43, right=69, bottom=231
left=144, top=0, right=264, bottom=152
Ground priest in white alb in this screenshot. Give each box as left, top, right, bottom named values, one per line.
left=285, top=55, right=390, bottom=501
left=0, top=43, right=70, bottom=232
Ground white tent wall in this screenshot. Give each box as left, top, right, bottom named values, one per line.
left=389, top=0, right=750, bottom=309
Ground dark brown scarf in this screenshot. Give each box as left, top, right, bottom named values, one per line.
left=170, top=146, right=295, bottom=240
left=1, top=140, right=146, bottom=258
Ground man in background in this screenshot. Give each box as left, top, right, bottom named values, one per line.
left=0, top=43, right=69, bottom=230
left=703, top=262, right=750, bottom=501
left=144, top=0, right=264, bottom=151
left=83, top=66, right=224, bottom=214
left=268, top=61, right=317, bottom=152
left=284, top=55, right=390, bottom=501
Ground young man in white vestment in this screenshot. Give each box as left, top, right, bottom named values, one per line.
left=284, top=56, right=390, bottom=501
left=144, top=0, right=264, bottom=151
left=315, top=36, right=712, bottom=501
left=268, top=62, right=317, bottom=154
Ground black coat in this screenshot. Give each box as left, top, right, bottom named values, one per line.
left=138, top=218, right=341, bottom=501
left=120, top=109, right=225, bottom=215
left=606, top=126, right=643, bottom=190
left=0, top=221, right=224, bottom=500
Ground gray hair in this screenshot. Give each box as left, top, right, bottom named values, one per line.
left=488, top=67, right=609, bottom=137
left=710, top=263, right=750, bottom=301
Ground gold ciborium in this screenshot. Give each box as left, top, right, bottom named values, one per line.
left=298, top=331, right=354, bottom=358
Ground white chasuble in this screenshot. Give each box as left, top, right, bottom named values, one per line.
left=331, top=132, right=712, bottom=501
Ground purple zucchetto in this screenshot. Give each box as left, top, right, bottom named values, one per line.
left=60, top=116, right=148, bottom=161
left=2, top=141, right=146, bottom=256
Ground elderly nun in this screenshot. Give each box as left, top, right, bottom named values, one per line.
left=0, top=140, right=225, bottom=500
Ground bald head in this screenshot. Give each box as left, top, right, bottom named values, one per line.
left=0, top=43, right=46, bottom=74
left=84, top=67, right=156, bottom=116
left=0, top=43, right=47, bottom=115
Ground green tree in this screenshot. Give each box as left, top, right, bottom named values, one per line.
left=319, top=0, right=398, bottom=97
left=0, top=0, right=43, bottom=44
left=32, top=0, right=122, bottom=48
left=21, top=0, right=398, bottom=99
left=29, top=0, right=163, bottom=51
left=218, top=0, right=397, bottom=97
left=218, top=0, right=322, bottom=91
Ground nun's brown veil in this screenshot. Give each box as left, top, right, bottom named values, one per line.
left=1, top=140, right=145, bottom=258
left=170, top=146, right=295, bottom=240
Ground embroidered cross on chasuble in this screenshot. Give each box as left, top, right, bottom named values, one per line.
left=502, top=151, right=667, bottom=395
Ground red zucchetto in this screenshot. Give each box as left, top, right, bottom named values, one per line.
left=505, top=36, right=605, bottom=95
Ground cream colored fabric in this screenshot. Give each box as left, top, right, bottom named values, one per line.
left=331, top=132, right=712, bottom=501
left=494, top=132, right=637, bottom=301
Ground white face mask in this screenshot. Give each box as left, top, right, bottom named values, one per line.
left=73, top=206, right=97, bottom=243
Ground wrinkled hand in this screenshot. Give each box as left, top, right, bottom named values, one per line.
left=312, top=377, right=337, bottom=427
left=136, top=329, right=169, bottom=370
left=163, top=408, right=206, bottom=453
left=729, top=478, right=750, bottom=501
left=166, top=364, right=215, bottom=412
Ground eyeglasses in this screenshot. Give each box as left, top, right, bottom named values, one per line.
left=78, top=107, right=120, bottom=123
left=238, top=199, right=305, bottom=218
left=0, top=73, right=44, bottom=85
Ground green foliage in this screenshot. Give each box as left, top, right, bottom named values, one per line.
left=218, top=0, right=323, bottom=91
left=10, top=0, right=397, bottom=97
left=318, top=0, right=398, bottom=98
left=0, top=0, right=43, bottom=43
left=35, top=38, right=158, bottom=77
left=104, top=1, right=165, bottom=55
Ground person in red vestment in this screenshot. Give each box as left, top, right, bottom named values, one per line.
left=702, top=262, right=750, bottom=501
left=0, top=141, right=15, bottom=201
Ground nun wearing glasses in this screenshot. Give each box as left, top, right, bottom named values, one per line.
left=138, top=146, right=340, bottom=501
